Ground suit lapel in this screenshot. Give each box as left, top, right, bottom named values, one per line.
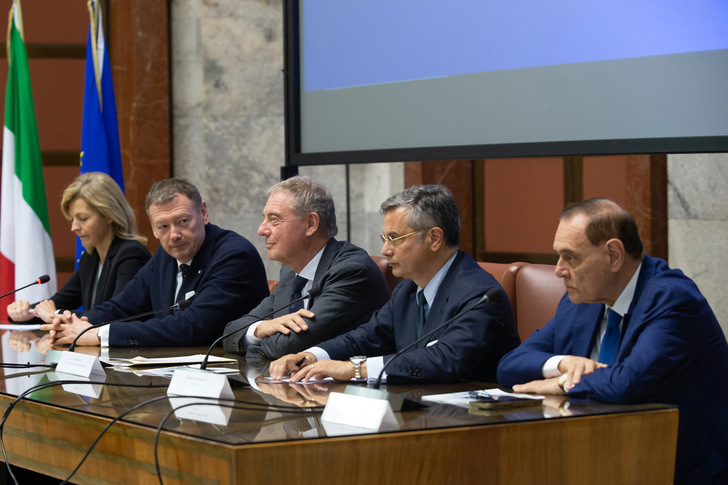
left=275, top=269, right=296, bottom=318
left=91, top=237, right=120, bottom=308
left=81, top=253, right=100, bottom=310
left=405, top=289, right=421, bottom=348
left=573, top=304, right=604, bottom=356
left=417, top=252, right=462, bottom=348
left=309, top=238, right=340, bottom=308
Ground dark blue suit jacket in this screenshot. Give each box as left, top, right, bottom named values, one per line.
left=497, top=255, right=728, bottom=484
left=320, top=251, right=520, bottom=383
left=84, top=224, right=269, bottom=347
left=223, top=238, right=390, bottom=359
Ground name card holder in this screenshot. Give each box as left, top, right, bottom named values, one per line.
left=55, top=351, right=106, bottom=379
left=44, top=349, right=64, bottom=367
left=167, top=367, right=234, bottom=400
left=321, top=385, right=400, bottom=431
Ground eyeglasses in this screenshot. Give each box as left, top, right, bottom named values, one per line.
left=379, top=228, right=427, bottom=247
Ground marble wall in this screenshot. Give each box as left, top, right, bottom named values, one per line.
left=668, top=153, right=728, bottom=335
left=170, top=0, right=402, bottom=280
left=171, top=0, right=727, bottom=334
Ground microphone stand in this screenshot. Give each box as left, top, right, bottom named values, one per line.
left=199, top=286, right=322, bottom=369
left=0, top=275, right=50, bottom=299
left=68, top=300, right=192, bottom=351
left=373, top=287, right=500, bottom=389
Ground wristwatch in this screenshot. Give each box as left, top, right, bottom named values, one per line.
left=350, top=356, right=367, bottom=379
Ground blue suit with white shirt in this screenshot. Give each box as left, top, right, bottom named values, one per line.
left=497, top=255, right=728, bottom=485
left=318, top=251, right=519, bottom=383
left=84, top=224, right=269, bottom=347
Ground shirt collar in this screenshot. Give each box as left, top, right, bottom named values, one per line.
left=418, top=251, right=458, bottom=307
left=609, top=262, right=642, bottom=317
left=297, top=245, right=326, bottom=282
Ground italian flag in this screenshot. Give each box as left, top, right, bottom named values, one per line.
left=0, top=1, right=56, bottom=320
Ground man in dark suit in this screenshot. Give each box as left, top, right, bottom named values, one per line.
left=43, top=178, right=269, bottom=347
left=497, top=198, right=728, bottom=485
left=270, top=185, right=519, bottom=384
left=222, top=176, right=390, bottom=360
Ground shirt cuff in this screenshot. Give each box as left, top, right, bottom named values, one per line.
left=98, top=325, right=110, bottom=348
left=244, top=321, right=263, bottom=347
left=542, top=355, right=566, bottom=378
left=366, top=356, right=385, bottom=383
left=307, top=346, right=330, bottom=362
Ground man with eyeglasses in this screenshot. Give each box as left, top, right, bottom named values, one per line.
left=270, top=185, right=519, bottom=384
left=222, top=176, right=390, bottom=360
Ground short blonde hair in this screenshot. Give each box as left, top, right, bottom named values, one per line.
left=61, top=172, right=147, bottom=252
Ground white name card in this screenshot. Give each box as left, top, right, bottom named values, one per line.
left=55, top=351, right=106, bottom=378
left=167, top=367, right=234, bottom=400
left=321, top=391, right=399, bottom=431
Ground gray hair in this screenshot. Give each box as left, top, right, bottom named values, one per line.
left=268, top=176, right=338, bottom=238
left=380, top=185, right=460, bottom=247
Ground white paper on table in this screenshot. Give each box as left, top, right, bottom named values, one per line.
left=421, top=388, right=543, bottom=408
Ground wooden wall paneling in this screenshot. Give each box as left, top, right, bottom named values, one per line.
left=108, top=0, right=171, bottom=250
left=404, top=160, right=475, bottom=256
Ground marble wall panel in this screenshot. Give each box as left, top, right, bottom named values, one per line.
left=171, top=0, right=403, bottom=279
left=668, top=153, right=728, bottom=335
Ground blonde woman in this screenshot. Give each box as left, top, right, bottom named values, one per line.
left=7, top=173, right=150, bottom=331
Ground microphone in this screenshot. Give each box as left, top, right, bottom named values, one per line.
left=373, top=287, right=501, bottom=389
left=0, top=275, right=50, bottom=299
left=68, top=300, right=192, bottom=351
left=199, top=286, right=322, bottom=369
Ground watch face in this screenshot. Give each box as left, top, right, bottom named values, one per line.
left=350, top=355, right=367, bottom=364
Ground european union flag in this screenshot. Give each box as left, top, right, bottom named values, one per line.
left=78, top=0, right=123, bottom=267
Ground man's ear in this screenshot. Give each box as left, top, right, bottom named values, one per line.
left=305, top=212, right=320, bottom=237
left=428, top=227, right=445, bottom=251
left=605, top=238, right=625, bottom=271
left=200, top=201, right=210, bottom=224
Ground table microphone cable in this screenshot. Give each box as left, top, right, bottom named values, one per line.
left=59, top=393, right=320, bottom=485
left=0, top=378, right=168, bottom=485
left=152, top=397, right=322, bottom=485
left=0, top=362, right=54, bottom=369
left=2, top=378, right=323, bottom=484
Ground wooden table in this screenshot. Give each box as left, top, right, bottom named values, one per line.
left=0, top=344, right=678, bottom=485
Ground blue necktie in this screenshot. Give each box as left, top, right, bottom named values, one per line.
left=289, top=275, right=308, bottom=313
left=598, top=309, right=622, bottom=365
left=176, top=264, right=191, bottom=303
left=416, top=291, right=428, bottom=338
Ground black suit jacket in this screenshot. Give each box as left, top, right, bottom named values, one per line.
left=51, top=237, right=151, bottom=311
left=84, top=224, right=269, bottom=347
left=223, top=239, right=390, bottom=359
left=320, top=251, right=520, bottom=383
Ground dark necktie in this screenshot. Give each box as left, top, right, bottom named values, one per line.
left=598, top=308, right=622, bottom=365
left=176, top=264, right=191, bottom=303
left=289, top=275, right=308, bottom=313
left=416, top=291, right=428, bottom=338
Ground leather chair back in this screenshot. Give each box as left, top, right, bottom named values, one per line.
left=370, top=255, right=402, bottom=294
left=478, top=262, right=525, bottom=322
left=514, top=263, right=565, bottom=341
